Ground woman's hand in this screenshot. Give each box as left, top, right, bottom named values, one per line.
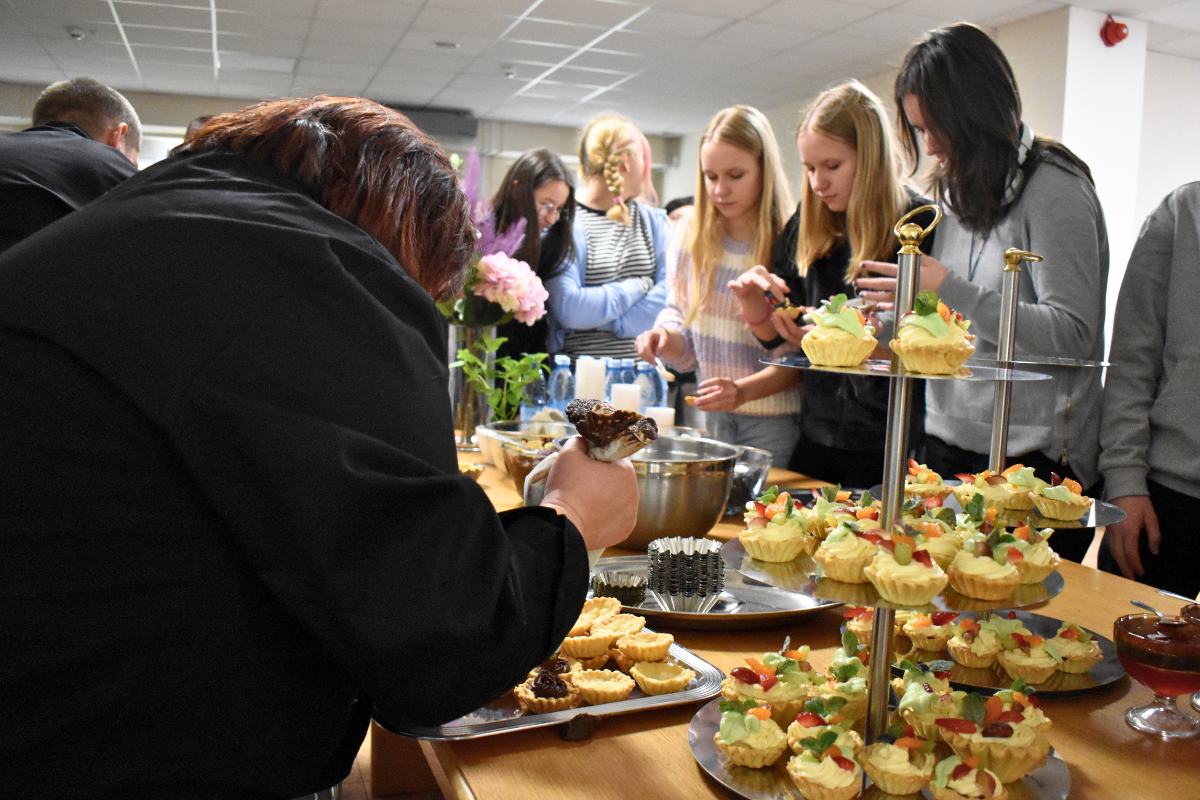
left=635, top=326, right=683, bottom=363
left=1103, top=495, right=1160, bottom=580
left=690, top=377, right=743, bottom=412
left=855, top=254, right=950, bottom=306
left=770, top=311, right=813, bottom=348
left=540, top=437, right=639, bottom=551
left=729, top=264, right=788, bottom=303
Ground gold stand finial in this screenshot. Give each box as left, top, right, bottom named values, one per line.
left=894, top=205, right=942, bottom=256
left=1003, top=248, right=1042, bottom=271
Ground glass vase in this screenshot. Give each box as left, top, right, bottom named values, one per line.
left=448, top=324, right=496, bottom=450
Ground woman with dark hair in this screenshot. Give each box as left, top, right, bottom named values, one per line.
left=858, top=24, right=1108, bottom=562
left=491, top=148, right=576, bottom=359
left=0, top=96, right=637, bottom=798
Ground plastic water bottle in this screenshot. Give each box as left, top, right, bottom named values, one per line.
left=546, top=354, right=574, bottom=413
left=603, top=357, right=621, bottom=402
left=620, top=358, right=636, bottom=385
left=633, top=360, right=660, bottom=411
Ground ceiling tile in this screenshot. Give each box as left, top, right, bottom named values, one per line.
left=364, top=82, right=441, bottom=105
left=219, top=13, right=313, bottom=39
left=394, top=29, right=493, bottom=57
left=894, top=0, right=1032, bottom=19
left=705, top=19, right=821, bottom=51
left=299, top=40, right=391, bottom=64
left=652, top=0, right=778, bottom=18
left=111, top=4, right=211, bottom=29
left=1146, top=21, right=1198, bottom=47
left=212, top=0, right=318, bottom=16
left=1141, top=3, right=1200, bottom=31
left=426, top=0, right=536, bottom=13
left=288, top=75, right=371, bottom=95
left=307, top=20, right=406, bottom=46
left=483, top=38, right=576, bottom=63
left=136, top=46, right=214, bottom=68
left=505, top=18, right=609, bottom=47
left=217, top=68, right=296, bottom=90
left=296, top=58, right=377, bottom=80
left=219, top=34, right=305, bottom=58
left=0, top=65, right=65, bottom=88
left=465, top=56, right=558, bottom=79
left=1149, top=30, right=1200, bottom=57
left=315, top=0, right=421, bottom=27
left=627, top=7, right=733, bottom=39
left=383, top=46, right=473, bottom=71
left=370, top=64, right=455, bottom=86
left=0, top=50, right=59, bottom=71
left=533, top=0, right=647, bottom=29
left=0, top=32, right=48, bottom=54
left=980, top=1, right=1061, bottom=28
left=124, top=27, right=212, bottom=50
left=39, top=38, right=131, bottom=60
left=218, top=51, right=296, bottom=72
left=838, top=9, right=946, bottom=43
left=411, top=5, right=517, bottom=39
left=216, top=81, right=289, bottom=100
left=751, top=0, right=879, bottom=30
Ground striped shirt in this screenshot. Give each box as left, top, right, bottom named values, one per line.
left=658, top=237, right=802, bottom=417
left=560, top=201, right=657, bottom=360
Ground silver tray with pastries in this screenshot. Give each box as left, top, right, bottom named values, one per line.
left=591, top=555, right=840, bottom=631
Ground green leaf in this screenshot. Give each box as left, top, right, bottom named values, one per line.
left=886, top=720, right=906, bottom=739
left=964, top=493, right=985, bottom=521
left=927, top=659, right=954, bottom=672
left=804, top=698, right=826, bottom=715
left=460, top=292, right=507, bottom=327
left=801, top=729, right=839, bottom=756
left=773, top=658, right=798, bottom=676
left=758, top=485, right=780, bottom=504
left=961, top=693, right=985, bottom=727
left=914, top=289, right=939, bottom=316
left=859, top=489, right=874, bottom=508
left=841, top=629, right=858, bottom=656
left=933, top=507, right=956, bottom=525
left=825, top=293, right=848, bottom=314
left=898, top=659, right=920, bottom=677
left=832, top=663, right=859, bottom=682
left=822, top=485, right=840, bottom=502
left=719, top=698, right=759, bottom=715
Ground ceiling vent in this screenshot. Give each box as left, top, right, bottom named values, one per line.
left=384, top=105, right=478, bottom=140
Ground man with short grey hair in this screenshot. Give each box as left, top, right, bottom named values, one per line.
left=0, top=77, right=140, bottom=253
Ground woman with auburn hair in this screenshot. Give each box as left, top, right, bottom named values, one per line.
left=857, top=24, right=1107, bottom=562
left=490, top=148, right=576, bottom=360
left=546, top=114, right=669, bottom=361
left=636, top=105, right=801, bottom=465
left=0, top=96, right=637, bottom=797
left=729, top=81, right=934, bottom=486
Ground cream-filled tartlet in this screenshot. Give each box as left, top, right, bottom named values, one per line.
left=938, top=696, right=1051, bottom=784
left=863, top=536, right=948, bottom=606
left=946, top=545, right=1020, bottom=601
left=999, top=465, right=1046, bottom=511
left=1009, top=523, right=1061, bottom=584
left=947, top=618, right=1003, bottom=669
left=801, top=292, right=877, bottom=367
left=897, top=681, right=965, bottom=741
left=1048, top=621, right=1104, bottom=674
left=992, top=679, right=1052, bottom=734
left=1032, top=475, right=1093, bottom=521
left=953, top=470, right=1015, bottom=513
left=721, top=645, right=827, bottom=726
left=786, top=731, right=863, bottom=800
left=890, top=290, right=975, bottom=374
left=810, top=485, right=859, bottom=540
left=892, top=658, right=954, bottom=697
left=906, top=458, right=954, bottom=502
left=843, top=605, right=917, bottom=647
left=996, top=630, right=1062, bottom=684
left=904, top=611, right=961, bottom=650
left=814, top=521, right=882, bottom=583
left=740, top=485, right=816, bottom=562
left=931, top=755, right=1007, bottom=800
left=714, top=698, right=789, bottom=768
left=862, top=737, right=936, bottom=796
left=914, top=523, right=963, bottom=571
left=785, top=696, right=863, bottom=756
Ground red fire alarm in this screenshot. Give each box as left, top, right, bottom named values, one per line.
left=1101, top=14, right=1128, bottom=47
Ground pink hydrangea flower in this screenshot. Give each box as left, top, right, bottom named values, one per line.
left=473, top=253, right=548, bottom=325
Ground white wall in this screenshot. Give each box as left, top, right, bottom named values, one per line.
left=1136, top=51, right=1200, bottom=223
left=997, top=8, right=1069, bottom=142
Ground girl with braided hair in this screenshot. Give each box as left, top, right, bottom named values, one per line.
left=546, top=115, right=669, bottom=361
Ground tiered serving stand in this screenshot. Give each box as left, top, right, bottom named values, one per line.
left=714, top=206, right=1124, bottom=797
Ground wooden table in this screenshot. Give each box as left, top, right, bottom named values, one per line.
left=377, top=463, right=1200, bottom=799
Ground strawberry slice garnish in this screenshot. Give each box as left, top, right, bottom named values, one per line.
left=830, top=755, right=857, bottom=772
left=1006, top=611, right=1018, bottom=620
left=758, top=674, right=778, bottom=692
left=925, top=495, right=944, bottom=508
left=730, top=667, right=760, bottom=685
left=795, top=711, right=826, bottom=728
left=935, top=718, right=978, bottom=734
left=859, top=531, right=885, bottom=546
left=753, top=501, right=767, bottom=517
left=1006, top=547, right=1024, bottom=564
left=932, top=611, right=959, bottom=626
left=912, top=549, right=934, bottom=568
left=908, top=458, right=921, bottom=475
left=975, top=769, right=998, bottom=796
left=844, top=606, right=872, bottom=619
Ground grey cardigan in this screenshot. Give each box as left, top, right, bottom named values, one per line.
left=927, top=155, right=1108, bottom=487
left=1099, top=183, right=1200, bottom=500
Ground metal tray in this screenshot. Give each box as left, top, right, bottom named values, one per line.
left=391, top=636, right=724, bottom=740
left=763, top=355, right=1053, bottom=382
left=592, top=555, right=840, bottom=630
left=722, top=538, right=1065, bottom=613
left=867, top=482, right=1128, bottom=529
left=895, top=609, right=1124, bottom=698
left=688, top=697, right=1070, bottom=800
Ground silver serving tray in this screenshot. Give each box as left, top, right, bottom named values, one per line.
left=687, top=697, right=1070, bottom=800
left=722, top=539, right=1065, bottom=613
left=593, top=555, right=840, bottom=631
left=868, top=481, right=1128, bottom=529
left=895, top=609, right=1124, bottom=698
left=392, top=636, right=723, bottom=740
left=763, top=355, right=1053, bottom=382
left=967, top=355, right=1109, bottom=369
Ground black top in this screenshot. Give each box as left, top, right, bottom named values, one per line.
left=0, top=122, right=137, bottom=253
left=0, top=150, right=588, bottom=799
left=768, top=193, right=935, bottom=454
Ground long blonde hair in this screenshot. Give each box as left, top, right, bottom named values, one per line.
left=680, top=105, right=793, bottom=327
left=795, top=81, right=909, bottom=283
left=578, top=114, right=645, bottom=224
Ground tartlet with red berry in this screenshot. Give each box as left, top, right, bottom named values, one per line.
left=936, top=692, right=1052, bottom=783
left=862, top=721, right=937, bottom=795
left=720, top=639, right=827, bottom=726
left=785, top=729, right=863, bottom=800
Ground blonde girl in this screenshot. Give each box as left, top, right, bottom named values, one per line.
left=730, top=81, right=935, bottom=486
left=545, top=115, right=669, bottom=360
left=636, top=105, right=801, bottom=466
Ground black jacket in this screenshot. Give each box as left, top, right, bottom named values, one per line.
left=0, top=150, right=587, bottom=799
left=0, top=121, right=137, bottom=253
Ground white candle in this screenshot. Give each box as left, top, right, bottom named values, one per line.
left=610, top=383, right=642, bottom=412
left=574, top=356, right=606, bottom=401
left=644, top=405, right=675, bottom=428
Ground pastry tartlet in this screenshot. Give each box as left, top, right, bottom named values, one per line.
left=897, top=680, right=965, bottom=741
left=514, top=669, right=582, bottom=714
left=787, top=732, right=863, bottom=800
left=906, top=459, right=954, bottom=501
left=892, top=658, right=954, bottom=696
left=999, top=465, right=1045, bottom=511
left=714, top=699, right=789, bottom=768
left=810, top=485, right=859, bottom=539
left=939, top=705, right=1051, bottom=784
left=863, top=537, right=948, bottom=606
left=801, top=293, right=877, bottom=367
left=572, top=669, right=635, bottom=705
left=996, top=630, right=1062, bottom=684
left=890, top=290, right=976, bottom=374
left=785, top=697, right=863, bottom=756
left=630, top=661, right=694, bottom=695
left=904, top=611, right=961, bottom=650
left=947, top=547, right=1020, bottom=601
left=862, top=739, right=936, bottom=795
left=740, top=486, right=816, bottom=562
left=953, top=470, right=1015, bottom=513
left=993, top=679, right=1052, bottom=734
left=947, top=618, right=1003, bottom=669
left=615, top=630, right=673, bottom=662
left=931, top=755, right=1007, bottom=800
left=569, top=597, right=621, bottom=636
left=814, top=521, right=882, bottom=583
left=1031, top=475, right=1093, bottom=521
left=1008, top=523, right=1061, bottom=584
left=560, top=630, right=613, bottom=659
left=589, top=613, right=645, bottom=646
left=1049, top=622, right=1104, bottom=674
left=721, top=645, right=827, bottom=726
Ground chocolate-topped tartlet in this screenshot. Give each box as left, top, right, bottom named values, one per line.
left=566, top=399, right=658, bottom=461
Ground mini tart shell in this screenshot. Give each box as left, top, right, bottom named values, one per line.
left=889, top=335, right=976, bottom=375
left=952, top=482, right=1013, bottom=513
left=802, top=328, right=877, bottom=367
left=630, top=661, right=694, bottom=695
left=569, top=596, right=621, bottom=636
left=720, top=678, right=814, bottom=727
left=560, top=631, right=612, bottom=659
left=947, top=635, right=1001, bottom=669
left=1031, top=493, right=1093, bottom=521
left=906, top=481, right=953, bottom=501
left=739, top=529, right=813, bottom=562
left=1003, top=486, right=1036, bottom=510
left=589, top=613, right=645, bottom=646
left=616, top=630, right=673, bottom=662
left=996, top=650, right=1059, bottom=684
left=942, top=729, right=1051, bottom=784
left=1016, top=551, right=1061, bottom=585
left=571, top=669, right=635, bottom=705
left=863, top=559, right=948, bottom=606
left=946, top=557, right=1020, bottom=601
left=712, top=724, right=788, bottom=769
left=861, top=744, right=935, bottom=795
left=1056, top=642, right=1104, bottom=674
left=904, top=621, right=957, bottom=651
left=564, top=652, right=612, bottom=671
left=814, top=546, right=876, bottom=584
left=786, top=757, right=862, bottom=800
left=514, top=680, right=582, bottom=714
left=898, top=708, right=946, bottom=742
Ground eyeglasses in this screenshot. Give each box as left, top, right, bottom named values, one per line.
left=537, top=201, right=565, bottom=217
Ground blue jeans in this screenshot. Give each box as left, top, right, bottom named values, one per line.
left=704, top=411, right=801, bottom=469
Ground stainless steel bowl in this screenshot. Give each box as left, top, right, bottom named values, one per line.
left=622, top=435, right=740, bottom=550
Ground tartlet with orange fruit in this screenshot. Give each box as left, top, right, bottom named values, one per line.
left=713, top=698, right=789, bottom=768
left=936, top=691, right=1052, bottom=783
left=930, top=754, right=1007, bottom=800
left=906, top=459, right=954, bottom=502
left=862, top=532, right=949, bottom=606
left=1048, top=621, right=1104, bottom=674
left=739, top=485, right=816, bottom=562
left=1007, top=522, right=1061, bottom=584
left=786, top=729, right=864, bottom=800
left=800, top=292, right=878, bottom=367
left=890, top=289, right=976, bottom=375
left=953, top=469, right=1016, bottom=513
left=1031, top=473, right=1094, bottom=521
left=720, top=640, right=828, bottom=726
left=862, top=721, right=938, bottom=795
left=904, top=611, right=962, bottom=651
left=785, top=696, right=864, bottom=757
